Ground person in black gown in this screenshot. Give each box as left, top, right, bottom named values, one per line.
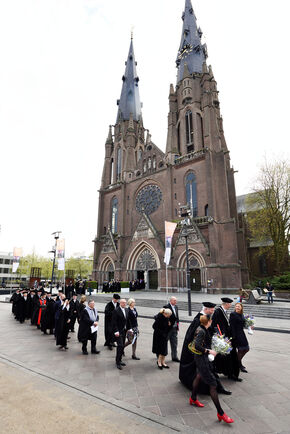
left=211, top=297, right=241, bottom=382
left=179, top=302, right=231, bottom=395
left=152, top=308, right=172, bottom=369
left=124, top=298, right=140, bottom=360
left=104, top=294, right=120, bottom=350
left=230, top=302, right=251, bottom=373
left=189, top=315, right=234, bottom=424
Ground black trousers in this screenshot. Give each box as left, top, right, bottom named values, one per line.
left=115, top=331, right=126, bottom=365
left=82, top=332, right=97, bottom=352
left=70, top=314, right=77, bottom=331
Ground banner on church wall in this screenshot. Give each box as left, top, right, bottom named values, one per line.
left=12, top=247, right=23, bottom=273
left=57, top=239, right=65, bottom=271
left=164, top=221, right=177, bottom=265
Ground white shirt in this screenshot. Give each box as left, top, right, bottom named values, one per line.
left=121, top=307, right=126, bottom=318
left=170, top=303, right=177, bottom=317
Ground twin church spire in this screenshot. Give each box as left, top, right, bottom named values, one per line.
left=116, top=0, right=206, bottom=124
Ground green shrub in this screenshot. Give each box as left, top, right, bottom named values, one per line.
left=252, top=272, right=290, bottom=290
left=86, top=281, right=98, bottom=289
left=120, top=281, right=130, bottom=288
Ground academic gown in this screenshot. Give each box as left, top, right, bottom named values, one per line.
left=18, top=296, right=30, bottom=323
left=104, top=301, right=119, bottom=346
left=41, top=298, right=55, bottom=332
left=55, top=305, right=71, bottom=346
left=211, top=306, right=240, bottom=378
left=179, top=312, right=212, bottom=393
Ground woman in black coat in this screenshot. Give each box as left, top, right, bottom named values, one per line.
left=55, top=299, right=71, bottom=350
left=125, top=298, right=140, bottom=360
left=229, top=302, right=250, bottom=373
left=152, top=308, right=172, bottom=369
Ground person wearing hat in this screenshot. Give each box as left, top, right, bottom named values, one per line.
left=18, top=290, right=30, bottom=323
left=31, top=289, right=42, bottom=326
left=179, top=302, right=231, bottom=395
left=69, top=293, right=80, bottom=332
left=41, top=292, right=55, bottom=335
left=104, top=294, right=120, bottom=350
left=212, top=298, right=241, bottom=382
left=10, top=289, right=20, bottom=319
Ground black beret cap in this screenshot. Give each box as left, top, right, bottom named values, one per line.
left=202, top=302, right=216, bottom=308
left=113, top=293, right=120, bottom=299
left=221, top=297, right=233, bottom=303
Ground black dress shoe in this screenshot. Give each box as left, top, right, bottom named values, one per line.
left=108, top=346, right=113, bottom=351
left=218, top=389, right=232, bottom=395
left=91, top=350, right=100, bottom=354
left=82, top=350, right=88, bottom=355
left=116, top=364, right=123, bottom=370
left=120, top=362, right=126, bottom=366
left=240, top=366, right=248, bottom=373
left=229, top=375, right=243, bottom=382
left=162, top=364, right=170, bottom=369
left=132, top=355, right=140, bottom=360
left=172, top=358, right=180, bottom=362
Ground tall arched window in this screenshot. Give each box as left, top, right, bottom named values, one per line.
left=177, top=123, right=181, bottom=153
left=110, top=158, right=114, bottom=184
left=138, top=148, right=142, bottom=161
left=185, top=110, right=194, bottom=152
left=111, top=197, right=118, bottom=234
left=117, top=148, right=122, bottom=180
left=148, top=157, right=152, bottom=169
left=186, top=172, right=198, bottom=217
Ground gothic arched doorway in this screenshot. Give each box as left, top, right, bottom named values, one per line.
left=176, top=249, right=206, bottom=291
left=127, top=243, right=160, bottom=290
left=100, top=256, right=115, bottom=283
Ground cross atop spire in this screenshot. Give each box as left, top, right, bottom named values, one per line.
left=176, top=0, right=207, bottom=83
left=116, top=38, right=142, bottom=123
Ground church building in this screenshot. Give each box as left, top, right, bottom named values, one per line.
left=92, top=0, right=249, bottom=292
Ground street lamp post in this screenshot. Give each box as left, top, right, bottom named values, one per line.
left=179, top=205, right=192, bottom=316
left=49, top=231, right=61, bottom=292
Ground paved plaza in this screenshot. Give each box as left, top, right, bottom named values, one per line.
left=1, top=302, right=290, bottom=433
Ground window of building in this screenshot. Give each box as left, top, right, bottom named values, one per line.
left=177, top=123, right=180, bottom=153
left=197, top=113, right=204, bottom=148
left=4, top=259, right=10, bottom=264
left=174, top=178, right=176, bottom=184
left=205, top=204, right=208, bottom=216
left=143, top=160, right=147, bottom=173
left=186, top=172, right=198, bottom=217
left=117, top=148, right=122, bottom=180
left=174, top=193, right=177, bottom=199
left=148, top=157, right=152, bottom=169
left=185, top=110, right=194, bottom=152
left=152, top=156, right=156, bottom=169
left=138, top=148, right=142, bottom=161
left=110, top=158, right=114, bottom=184
left=175, top=208, right=177, bottom=216
left=111, top=197, right=118, bottom=234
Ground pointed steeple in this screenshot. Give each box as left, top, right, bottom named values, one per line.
left=116, top=38, right=142, bottom=122
left=176, top=0, right=207, bottom=83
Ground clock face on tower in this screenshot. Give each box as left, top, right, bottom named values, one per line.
left=178, top=43, right=193, bottom=60
left=136, top=185, right=162, bottom=215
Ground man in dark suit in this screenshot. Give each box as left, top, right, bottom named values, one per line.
left=69, top=292, right=80, bottom=332
left=78, top=300, right=100, bottom=355
left=212, top=297, right=241, bottom=382
left=164, top=296, right=180, bottom=362
left=112, top=298, right=132, bottom=370
left=104, top=293, right=120, bottom=350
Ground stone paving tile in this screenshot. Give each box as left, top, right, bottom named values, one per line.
left=1, top=302, right=290, bottom=433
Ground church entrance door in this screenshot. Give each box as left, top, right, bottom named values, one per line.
left=148, top=270, right=158, bottom=289
left=190, top=269, right=201, bottom=291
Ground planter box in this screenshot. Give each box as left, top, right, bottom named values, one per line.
left=121, top=287, right=129, bottom=293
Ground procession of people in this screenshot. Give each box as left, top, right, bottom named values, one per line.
left=10, top=288, right=255, bottom=425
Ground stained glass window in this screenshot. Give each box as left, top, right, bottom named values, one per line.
left=111, top=197, right=118, bottom=234
left=136, top=185, right=162, bottom=215
left=186, top=173, right=197, bottom=217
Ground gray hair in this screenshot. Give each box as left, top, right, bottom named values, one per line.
left=127, top=298, right=135, bottom=306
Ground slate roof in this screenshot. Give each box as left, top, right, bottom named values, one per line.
left=176, top=0, right=207, bottom=82
left=116, top=39, right=142, bottom=122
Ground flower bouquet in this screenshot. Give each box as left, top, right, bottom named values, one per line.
left=244, top=314, right=255, bottom=335
left=209, top=333, right=233, bottom=361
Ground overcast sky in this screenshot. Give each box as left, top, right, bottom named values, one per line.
left=0, top=0, right=289, bottom=257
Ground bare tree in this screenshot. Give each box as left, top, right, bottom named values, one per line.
left=246, top=158, right=289, bottom=273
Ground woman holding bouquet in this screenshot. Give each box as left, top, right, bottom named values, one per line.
left=230, top=303, right=250, bottom=373
left=190, top=315, right=234, bottom=424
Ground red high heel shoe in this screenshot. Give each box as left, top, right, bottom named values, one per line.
left=217, top=413, right=234, bottom=423
left=189, top=397, right=204, bottom=407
